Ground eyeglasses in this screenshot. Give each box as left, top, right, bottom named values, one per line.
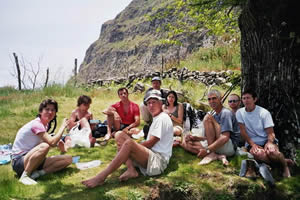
left=228, top=100, right=240, bottom=103
left=207, top=97, right=217, bottom=101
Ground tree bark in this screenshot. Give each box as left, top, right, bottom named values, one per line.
left=44, top=68, right=49, bottom=88
left=13, top=53, right=22, bottom=90
left=239, top=0, right=300, bottom=158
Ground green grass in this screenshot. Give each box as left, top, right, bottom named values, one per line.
left=0, top=80, right=299, bottom=200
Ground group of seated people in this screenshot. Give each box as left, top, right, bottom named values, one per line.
left=11, top=76, right=293, bottom=187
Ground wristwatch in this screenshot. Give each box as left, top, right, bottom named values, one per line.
left=205, top=146, right=211, bottom=154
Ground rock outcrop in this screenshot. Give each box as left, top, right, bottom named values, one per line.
left=78, top=0, right=215, bottom=83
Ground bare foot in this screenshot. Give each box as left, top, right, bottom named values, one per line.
left=217, top=155, right=229, bottom=166
left=282, top=166, right=291, bottom=178
left=119, top=169, right=139, bottom=182
left=286, top=159, right=296, bottom=167
left=58, top=140, right=67, bottom=153
left=82, top=176, right=105, bottom=188
left=198, top=152, right=218, bottom=165
left=104, top=133, right=111, bottom=141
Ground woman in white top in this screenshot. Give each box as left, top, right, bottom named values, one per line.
left=162, top=90, right=184, bottom=136
left=11, top=99, right=72, bottom=185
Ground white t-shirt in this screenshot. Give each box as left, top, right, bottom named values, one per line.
left=236, top=105, right=274, bottom=146
left=147, top=112, right=173, bottom=162
left=12, top=117, right=47, bottom=159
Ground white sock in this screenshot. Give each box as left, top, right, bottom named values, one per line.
left=30, top=169, right=46, bottom=180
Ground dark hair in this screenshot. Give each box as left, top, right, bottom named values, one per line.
left=242, top=89, right=257, bottom=99
left=77, top=95, right=92, bottom=106
left=38, top=99, right=58, bottom=133
left=39, top=99, right=58, bottom=113
left=166, top=90, right=178, bottom=106
left=117, top=87, right=128, bottom=95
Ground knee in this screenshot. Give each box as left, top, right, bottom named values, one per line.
left=39, top=143, right=50, bottom=153
left=115, top=131, right=125, bottom=141
left=267, top=150, right=280, bottom=159
left=65, top=155, right=73, bottom=166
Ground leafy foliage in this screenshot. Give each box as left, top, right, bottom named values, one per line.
left=148, top=0, right=244, bottom=46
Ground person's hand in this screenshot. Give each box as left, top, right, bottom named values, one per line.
left=62, top=118, right=69, bottom=127
left=250, top=144, right=263, bottom=154
left=264, top=141, right=276, bottom=153
left=190, top=135, right=206, bottom=141
left=185, top=134, right=192, bottom=142
left=84, top=113, right=92, bottom=119
left=197, top=149, right=208, bottom=158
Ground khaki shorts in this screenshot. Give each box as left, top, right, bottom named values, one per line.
left=135, top=149, right=168, bottom=176
left=215, top=139, right=235, bottom=157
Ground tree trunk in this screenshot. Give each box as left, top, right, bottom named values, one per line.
left=13, top=53, right=22, bottom=90
left=239, top=0, right=300, bottom=158
left=44, top=68, right=49, bottom=88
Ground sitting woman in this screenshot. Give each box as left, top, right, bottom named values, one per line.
left=11, top=99, right=72, bottom=185
left=58, top=95, right=96, bottom=152
left=162, top=90, right=184, bottom=136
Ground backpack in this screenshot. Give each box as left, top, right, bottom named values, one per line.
left=92, top=122, right=108, bottom=138
left=182, top=102, right=206, bottom=131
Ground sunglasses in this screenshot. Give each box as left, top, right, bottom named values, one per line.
left=228, top=100, right=240, bottom=103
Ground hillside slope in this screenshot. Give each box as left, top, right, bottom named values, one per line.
left=78, top=0, right=214, bottom=83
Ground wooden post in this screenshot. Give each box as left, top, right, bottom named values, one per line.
left=161, top=55, right=164, bottom=78
left=74, top=58, right=77, bottom=87
left=13, top=52, right=21, bottom=90
left=44, top=68, right=49, bottom=88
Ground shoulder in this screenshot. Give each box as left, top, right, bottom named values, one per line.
left=112, top=101, right=121, bottom=107
left=221, top=107, right=232, bottom=116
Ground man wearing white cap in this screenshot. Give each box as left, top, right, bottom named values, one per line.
left=82, top=90, right=173, bottom=188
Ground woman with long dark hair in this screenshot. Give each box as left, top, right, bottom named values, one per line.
left=11, top=99, right=72, bottom=185
left=162, top=90, right=184, bottom=136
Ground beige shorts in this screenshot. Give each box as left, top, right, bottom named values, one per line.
left=136, top=149, right=168, bottom=176
left=215, top=139, right=235, bottom=157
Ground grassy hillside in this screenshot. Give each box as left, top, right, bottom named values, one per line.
left=0, top=80, right=299, bottom=200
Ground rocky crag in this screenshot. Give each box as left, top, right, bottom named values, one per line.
left=77, top=0, right=215, bottom=83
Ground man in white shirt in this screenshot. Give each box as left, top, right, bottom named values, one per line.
left=82, top=90, right=173, bottom=188
left=236, top=89, right=292, bottom=177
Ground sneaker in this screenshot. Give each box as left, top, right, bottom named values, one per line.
left=19, top=174, right=37, bottom=185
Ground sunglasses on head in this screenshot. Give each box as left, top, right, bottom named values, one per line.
left=228, top=100, right=239, bottom=103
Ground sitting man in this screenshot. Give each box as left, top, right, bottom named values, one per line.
left=58, top=95, right=96, bottom=152
left=103, top=87, right=140, bottom=140
left=181, top=89, right=240, bottom=165
left=140, top=76, right=166, bottom=124
left=236, top=89, right=293, bottom=177
left=82, top=89, right=173, bottom=188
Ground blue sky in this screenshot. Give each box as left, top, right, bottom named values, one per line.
left=0, top=0, right=132, bottom=88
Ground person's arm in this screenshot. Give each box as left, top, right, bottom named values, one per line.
left=140, top=135, right=160, bottom=149
left=264, top=127, right=277, bottom=152
left=67, top=110, right=77, bottom=130
left=169, top=104, right=183, bottom=125
left=197, top=131, right=230, bottom=158
left=123, top=115, right=140, bottom=134
left=239, top=123, right=262, bottom=153
left=39, top=118, right=68, bottom=147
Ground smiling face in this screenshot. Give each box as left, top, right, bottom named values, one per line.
left=207, top=93, right=222, bottom=111
left=40, top=104, right=56, bottom=123
left=146, top=98, right=162, bottom=117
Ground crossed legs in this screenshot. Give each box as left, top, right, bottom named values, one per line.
left=24, top=142, right=72, bottom=175
left=82, top=131, right=149, bottom=188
